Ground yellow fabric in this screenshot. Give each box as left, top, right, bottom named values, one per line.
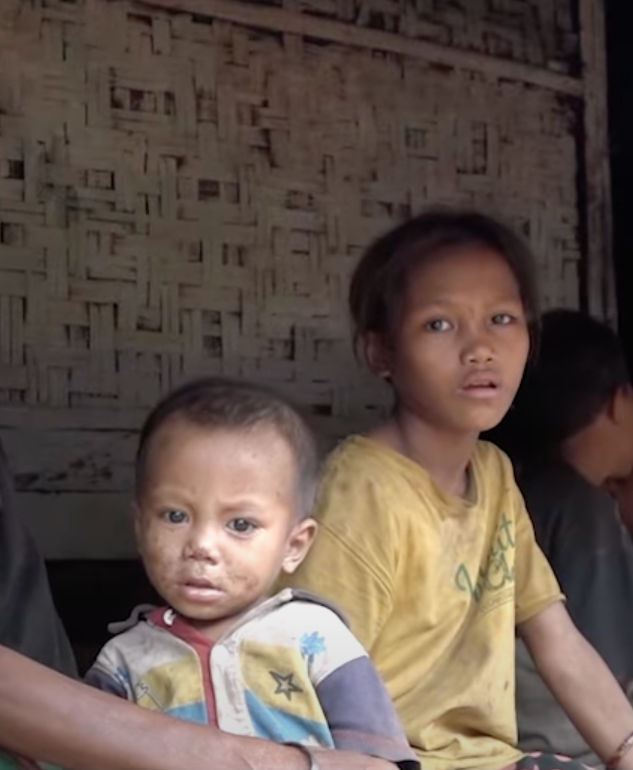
left=239, top=639, right=325, bottom=721
left=280, top=436, right=564, bottom=770
left=136, top=653, right=203, bottom=712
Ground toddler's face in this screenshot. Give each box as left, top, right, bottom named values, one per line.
left=135, top=418, right=315, bottom=639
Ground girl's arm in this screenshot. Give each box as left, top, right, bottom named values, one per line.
left=520, top=602, right=633, bottom=770
left=0, top=646, right=393, bottom=770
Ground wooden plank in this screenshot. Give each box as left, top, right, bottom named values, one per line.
left=18, top=492, right=135, bottom=559
left=135, top=0, right=584, bottom=96
left=0, top=406, right=147, bottom=431
left=579, top=0, right=616, bottom=325
left=1, top=428, right=137, bottom=492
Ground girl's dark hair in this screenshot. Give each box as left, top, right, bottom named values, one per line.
left=349, top=207, right=540, bottom=360
left=136, top=377, right=321, bottom=519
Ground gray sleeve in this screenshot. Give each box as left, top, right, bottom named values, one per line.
left=547, top=500, right=633, bottom=674
left=316, top=657, right=419, bottom=770
left=524, top=473, right=633, bottom=683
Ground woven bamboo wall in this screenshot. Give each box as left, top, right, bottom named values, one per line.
left=0, top=0, right=611, bottom=556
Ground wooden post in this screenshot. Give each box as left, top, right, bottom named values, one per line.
left=579, top=0, right=617, bottom=325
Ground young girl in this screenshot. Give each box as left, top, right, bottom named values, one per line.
left=281, top=209, right=633, bottom=770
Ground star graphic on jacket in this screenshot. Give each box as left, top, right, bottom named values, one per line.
left=269, top=670, right=303, bottom=701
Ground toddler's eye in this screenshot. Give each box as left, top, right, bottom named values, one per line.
left=227, top=518, right=257, bottom=535
left=163, top=510, right=188, bottom=524
left=425, top=319, right=452, bottom=332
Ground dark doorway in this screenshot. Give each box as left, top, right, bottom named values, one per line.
left=606, top=0, right=633, bottom=370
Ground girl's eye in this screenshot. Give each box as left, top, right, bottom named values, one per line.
left=491, top=313, right=514, bottom=326
left=162, top=509, right=188, bottom=524
left=425, top=318, right=452, bottom=332
left=227, top=518, right=258, bottom=535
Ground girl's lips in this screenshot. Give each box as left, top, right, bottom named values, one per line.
left=459, top=383, right=500, bottom=399
left=459, top=370, right=502, bottom=399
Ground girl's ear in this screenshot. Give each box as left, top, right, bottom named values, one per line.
left=364, top=331, right=393, bottom=379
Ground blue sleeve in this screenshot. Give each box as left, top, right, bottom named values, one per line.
left=84, top=664, right=129, bottom=699
left=316, top=657, right=419, bottom=770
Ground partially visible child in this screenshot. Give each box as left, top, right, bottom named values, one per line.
left=280, top=208, right=633, bottom=770
left=489, top=309, right=633, bottom=769
left=85, top=378, right=417, bottom=770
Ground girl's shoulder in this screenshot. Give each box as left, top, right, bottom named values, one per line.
left=474, top=439, right=516, bottom=479
left=473, top=440, right=524, bottom=516
left=324, top=434, right=431, bottom=491
left=327, top=434, right=387, bottom=466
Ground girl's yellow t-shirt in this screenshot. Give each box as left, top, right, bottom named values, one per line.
left=281, top=436, right=564, bottom=770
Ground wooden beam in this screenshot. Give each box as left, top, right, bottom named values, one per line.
left=135, top=0, right=583, bottom=97
left=579, top=0, right=616, bottom=324
left=0, top=406, right=146, bottom=431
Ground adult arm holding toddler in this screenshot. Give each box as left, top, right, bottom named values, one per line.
left=0, top=644, right=395, bottom=770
